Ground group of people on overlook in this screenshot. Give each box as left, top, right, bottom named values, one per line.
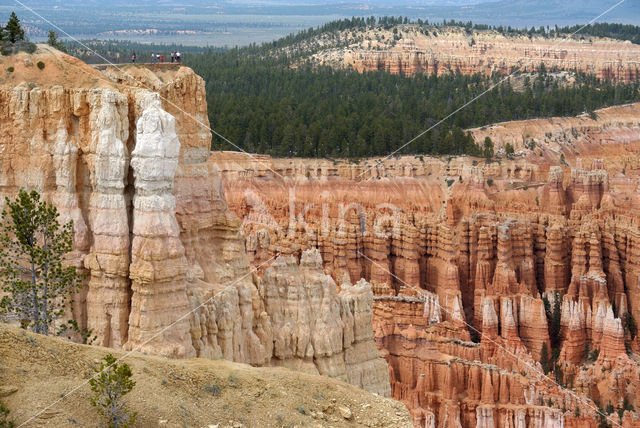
left=130, top=51, right=182, bottom=64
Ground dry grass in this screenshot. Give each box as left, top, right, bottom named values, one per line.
left=0, top=324, right=411, bottom=427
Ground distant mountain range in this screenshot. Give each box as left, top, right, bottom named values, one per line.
left=4, top=0, right=639, bottom=47
left=10, top=0, right=639, bottom=25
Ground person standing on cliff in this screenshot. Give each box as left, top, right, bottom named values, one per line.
left=131, top=52, right=136, bottom=63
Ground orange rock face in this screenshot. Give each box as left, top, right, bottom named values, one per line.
left=0, top=47, right=391, bottom=397
left=7, top=45, right=640, bottom=427
left=212, top=102, right=640, bottom=426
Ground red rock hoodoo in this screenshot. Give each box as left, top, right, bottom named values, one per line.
left=212, top=100, right=640, bottom=426
left=5, top=43, right=640, bottom=428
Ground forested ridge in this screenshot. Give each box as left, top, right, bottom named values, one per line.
left=63, top=17, right=640, bottom=158
left=261, top=17, right=640, bottom=54
left=186, top=47, right=640, bottom=158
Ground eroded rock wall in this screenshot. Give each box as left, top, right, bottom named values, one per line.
left=310, top=27, right=640, bottom=82
left=0, top=47, right=390, bottom=396
left=212, top=103, right=640, bottom=426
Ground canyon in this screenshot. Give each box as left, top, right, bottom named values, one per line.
left=3, top=43, right=640, bottom=428
left=308, top=26, right=640, bottom=82
left=211, top=100, right=640, bottom=427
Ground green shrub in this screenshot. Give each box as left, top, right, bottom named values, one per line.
left=204, top=384, right=221, bottom=396
left=486, top=178, right=494, bottom=186
left=37, top=61, right=45, bottom=70
left=0, top=399, right=15, bottom=428
left=89, top=354, right=136, bottom=428
left=505, top=143, right=515, bottom=157
left=23, top=42, right=37, bottom=54
left=6, top=67, right=13, bottom=73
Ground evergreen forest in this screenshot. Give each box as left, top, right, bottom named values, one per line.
left=185, top=45, right=640, bottom=157
left=64, top=17, right=640, bottom=158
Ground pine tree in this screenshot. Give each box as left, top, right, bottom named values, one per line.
left=483, top=137, right=494, bottom=158
left=550, top=291, right=562, bottom=349
left=90, top=354, right=136, bottom=428
left=47, top=30, right=66, bottom=52
left=5, top=12, right=25, bottom=44
left=0, top=190, right=81, bottom=336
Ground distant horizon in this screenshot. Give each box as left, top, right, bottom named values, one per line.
left=3, top=0, right=639, bottom=47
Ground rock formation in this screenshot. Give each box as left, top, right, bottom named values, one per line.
left=308, top=26, right=640, bottom=83
left=6, top=44, right=640, bottom=427
left=127, top=92, right=195, bottom=358
left=211, top=100, right=640, bottom=426
left=261, top=250, right=390, bottom=394
left=84, top=90, right=132, bottom=349
left=0, top=46, right=390, bottom=397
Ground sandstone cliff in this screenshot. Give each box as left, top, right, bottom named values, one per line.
left=0, top=46, right=390, bottom=397
left=308, top=26, right=640, bottom=82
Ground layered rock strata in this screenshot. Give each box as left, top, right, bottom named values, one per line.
left=126, top=92, right=195, bottom=357
left=0, top=46, right=389, bottom=396
left=309, top=26, right=640, bottom=82
left=212, top=102, right=640, bottom=426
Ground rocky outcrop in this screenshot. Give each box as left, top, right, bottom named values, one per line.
left=470, top=102, right=640, bottom=161
left=310, top=27, right=640, bottom=82
left=261, top=250, right=390, bottom=395
left=186, top=248, right=391, bottom=396
left=0, top=46, right=390, bottom=397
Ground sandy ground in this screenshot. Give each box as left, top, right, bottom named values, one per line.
left=0, top=324, right=411, bottom=428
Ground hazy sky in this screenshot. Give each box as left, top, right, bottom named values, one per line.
left=5, top=0, right=638, bottom=46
